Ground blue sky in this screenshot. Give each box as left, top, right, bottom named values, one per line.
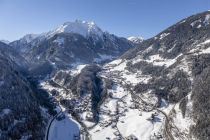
left=0, top=0, right=210, bottom=41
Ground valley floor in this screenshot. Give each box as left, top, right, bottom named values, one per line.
left=48, top=113, right=80, bottom=140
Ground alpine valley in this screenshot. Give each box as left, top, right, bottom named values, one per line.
left=0, top=11, right=210, bottom=140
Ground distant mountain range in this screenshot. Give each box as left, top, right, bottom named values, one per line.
left=0, top=40, right=10, bottom=44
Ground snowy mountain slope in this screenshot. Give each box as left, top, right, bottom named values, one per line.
left=0, top=42, right=52, bottom=140
left=0, top=41, right=29, bottom=71
left=113, top=10, right=210, bottom=140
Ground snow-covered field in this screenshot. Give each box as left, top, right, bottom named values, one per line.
left=48, top=114, right=80, bottom=140
left=41, top=55, right=193, bottom=140
left=88, top=60, right=174, bottom=140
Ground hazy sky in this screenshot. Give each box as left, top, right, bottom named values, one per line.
left=0, top=0, right=210, bottom=41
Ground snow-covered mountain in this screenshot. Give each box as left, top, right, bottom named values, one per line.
left=11, top=20, right=104, bottom=46
left=1, top=10, right=210, bottom=140
left=0, top=39, right=10, bottom=44
left=108, top=10, right=210, bottom=140
left=10, top=20, right=131, bottom=53
left=9, top=34, right=40, bottom=52
left=40, top=11, right=210, bottom=140
left=127, top=36, right=144, bottom=44
left=10, top=20, right=134, bottom=78
left=47, top=20, right=104, bottom=39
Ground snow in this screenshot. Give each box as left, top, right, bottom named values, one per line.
left=89, top=82, right=129, bottom=139
left=127, top=36, right=144, bottom=43
left=143, top=45, right=153, bottom=54
left=109, top=60, right=127, bottom=71
left=40, top=80, right=73, bottom=100
left=2, top=108, right=11, bottom=115
left=204, top=14, right=210, bottom=25
left=53, top=37, right=65, bottom=45
left=190, top=19, right=201, bottom=27
left=179, top=20, right=186, bottom=24
left=89, top=59, right=172, bottom=140
left=160, top=99, right=169, bottom=108
left=117, top=109, right=163, bottom=139
left=200, top=39, right=210, bottom=45
left=167, top=44, right=177, bottom=53
left=70, top=64, right=87, bottom=76
left=190, top=14, right=210, bottom=27
left=190, top=39, right=210, bottom=54
left=94, top=54, right=115, bottom=63
left=104, top=59, right=151, bottom=85
left=89, top=81, right=167, bottom=140
left=159, top=33, right=170, bottom=40
left=48, top=20, right=103, bottom=39
left=21, top=34, right=39, bottom=43
left=90, top=125, right=117, bottom=139
left=48, top=114, right=80, bottom=140
left=0, top=108, right=11, bottom=117
left=145, top=53, right=182, bottom=67
left=106, top=59, right=122, bottom=66
left=197, top=24, right=202, bottom=28
left=175, top=57, right=192, bottom=76
left=15, top=20, right=104, bottom=43
left=0, top=80, right=4, bottom=86
left=122, top=71, right=151, bottom=85
left=200, top=47, right=210, bottom=54
left=170, top=94, right=195, bottom=140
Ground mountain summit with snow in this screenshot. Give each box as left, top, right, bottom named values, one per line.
left=9, top=20, right=134, bottom=77
left=47, top=20, right=104, bottom=39
left=127, top=36, right=144, bottom=44
left=11, top=20, right=105, bottom=46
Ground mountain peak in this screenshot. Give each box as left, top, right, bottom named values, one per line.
left=21, top=34, right=39, bottom=43
left=127, top=36, right=144, bottom=44
left=48, top=20, right=103, bottom=38
left=0, top=39, right=10, bottom=44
